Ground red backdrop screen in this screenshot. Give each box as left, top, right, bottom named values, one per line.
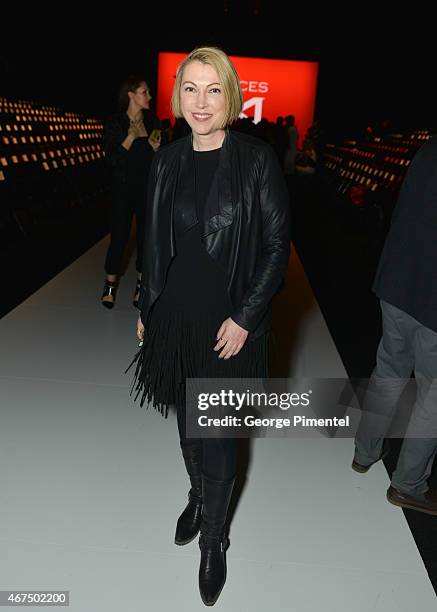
left=156, top=52, right=318, bottom=143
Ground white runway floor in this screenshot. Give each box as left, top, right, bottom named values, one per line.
left=0, top=237, right=435, bottom=611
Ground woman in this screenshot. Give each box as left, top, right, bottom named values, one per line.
left=295, top=138, right=318, bottom=176
left=127, top=47, right=290, bottom=606
left=284, top=114, right=299, bottom=175
left=101, top=75, right=162, bottom=308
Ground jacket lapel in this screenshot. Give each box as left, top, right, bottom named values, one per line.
left=201, top=129, right=234, bottom=237
left=174, top=136, right=198, bottom=234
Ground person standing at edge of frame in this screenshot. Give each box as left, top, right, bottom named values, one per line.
left=126, top=47, right=291, bottom=606
left=101, top=75, right=162, bottom=309
left=352, top=135, right=437, bottom=517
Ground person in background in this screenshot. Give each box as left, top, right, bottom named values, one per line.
left=295, top=138, right=317, bottom=176
left=101, top=75, right=162, bottom=309
left=352, top=135, right=437, bottom=516
left=283, top=114, right=299, bottom=175
left=273, top=115, right=289, bottom=166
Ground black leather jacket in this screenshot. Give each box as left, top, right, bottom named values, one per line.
left=138, top=128, right=291, bottom=340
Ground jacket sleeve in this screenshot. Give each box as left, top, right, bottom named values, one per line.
left=230, top=146, right=291, bottom=332
left=102, top=115, right=129, bottom=170
left=137, top=153, right=160, bottom=317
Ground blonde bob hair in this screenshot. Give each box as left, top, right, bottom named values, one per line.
left=171, top=47, right=244, bottom=129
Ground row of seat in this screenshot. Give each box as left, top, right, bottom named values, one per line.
left=321, top=130, right=433, bottom=197
left=0, top=95, right=109, bottom=238
left=0, top=95, right=105, bottom=185
left=1, top=117, right=102, bottom=126
left=2, top=133, right=101, bottom=147
left=318, top=129, right=435, bottom=236
left=1, top=145, right=104, bottom=179
left=0, top=96, right=101, bottom=117
left=1, top=124, right=102, bottom=133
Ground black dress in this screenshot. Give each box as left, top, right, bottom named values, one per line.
left=127, top=147, right=269, bottom=418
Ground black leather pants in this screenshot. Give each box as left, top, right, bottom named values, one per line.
left=176, top=401, right=237, bottom=481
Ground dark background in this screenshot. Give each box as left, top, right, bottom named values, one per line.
left=1, top=8, right=435, bottom=140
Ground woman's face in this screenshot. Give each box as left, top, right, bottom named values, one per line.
left=131, top=82, right=151, bottom=110
left=179, top=60, right=226, bottom=136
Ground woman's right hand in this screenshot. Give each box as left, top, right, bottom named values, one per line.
left=128, top=119, right=148, bottom=140
left=128, top=124, right=138, bottom=139
left=137, top=315, right=145, bottom=341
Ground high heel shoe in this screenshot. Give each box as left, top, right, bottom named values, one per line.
left=101, top=279, right=117, bottom=309
left=133, top=278, right=141, bottom=309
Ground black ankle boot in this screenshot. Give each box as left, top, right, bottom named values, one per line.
left=175, top=443, right=203, bottom=545
left=198, top=473, right=235, bottom=606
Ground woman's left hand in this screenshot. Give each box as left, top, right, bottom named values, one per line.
left=214, top=317, right=249, bottom=359
left=148, top=133, right=161, bottom=152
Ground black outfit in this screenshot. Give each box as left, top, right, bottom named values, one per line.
left=102, top=109, right=161, bottom=274
left=125, top=131, right=290, bottom=606
left=129, top=146, right=270, bottom=418
left=372, top=135, right=437, bottom=332
left=136, top=129, right=291, bottom=342
left=127, top=129, right=290, bottom=420
left=353, top=136, right=437, bottom=498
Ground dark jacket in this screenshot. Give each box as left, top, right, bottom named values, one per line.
left=373, top=135, right=437, bottom=332
left=138, top=128, right=291, bottom=340
left=102, top=109, right=162, bottom=189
